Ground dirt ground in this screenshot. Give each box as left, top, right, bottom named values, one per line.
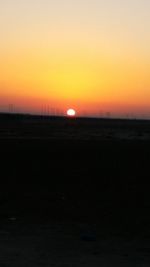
left=0, top=115, right=150, bottom=266
left=0, top=216, right=149, bottom=267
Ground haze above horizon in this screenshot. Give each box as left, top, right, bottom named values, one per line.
left=0, top=0, right=150, bottom=118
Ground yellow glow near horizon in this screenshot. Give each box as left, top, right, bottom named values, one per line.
left=0, top=0, right=150, bottom=117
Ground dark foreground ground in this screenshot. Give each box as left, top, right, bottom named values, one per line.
left=0, top=113, right=150, bottom=266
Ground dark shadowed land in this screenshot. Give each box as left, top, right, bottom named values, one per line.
left=0, top=113, right=150, bottom=266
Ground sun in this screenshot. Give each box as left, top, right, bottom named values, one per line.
left=67, top=108, right=76, bottom=117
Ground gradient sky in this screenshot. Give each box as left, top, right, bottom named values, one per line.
left=0, top=0, right=150, bottom=117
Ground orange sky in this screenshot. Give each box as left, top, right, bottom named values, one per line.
left=0, top=0, right=150, bottom=118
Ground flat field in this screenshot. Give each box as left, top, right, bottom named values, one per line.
left=0, top=113, right=150, bottom=266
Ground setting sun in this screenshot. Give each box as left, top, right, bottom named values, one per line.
left=67, top=109, right=76, bottom=117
